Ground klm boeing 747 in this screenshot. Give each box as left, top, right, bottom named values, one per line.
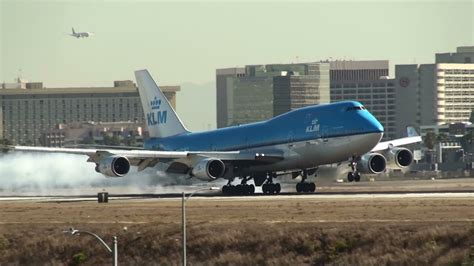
left=12, top=70, right=421, bottom=195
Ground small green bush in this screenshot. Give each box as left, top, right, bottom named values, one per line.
left=69, top=252, right=87, bottom=266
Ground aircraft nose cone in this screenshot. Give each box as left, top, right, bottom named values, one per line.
left=372, top=119, right=384, bottom=133
left=362, top=111, right=384, bottom=133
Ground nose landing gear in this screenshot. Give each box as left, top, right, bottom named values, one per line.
left=347, top=157, right=361, bottom=182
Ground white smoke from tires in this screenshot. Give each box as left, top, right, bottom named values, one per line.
left=0, top=152, right=193, bottom=195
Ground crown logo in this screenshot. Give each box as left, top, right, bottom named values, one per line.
left=150, top=97, right=162, bottom=110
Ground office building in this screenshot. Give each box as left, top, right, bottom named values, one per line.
left=395, top=63, right=474, bottom=137
left=39, top=121, right=146, bottom=147
left=436, top=46, right=474, bottom=64
left=216, top=63, right=330, bottom=128
left=0, top=81, right=180, bottom=145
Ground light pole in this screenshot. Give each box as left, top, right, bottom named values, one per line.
left=182, top=187, right=220, bottom=266
left=64, top=227, right=118, bottom=266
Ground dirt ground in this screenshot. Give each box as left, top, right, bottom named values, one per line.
left=0, top=179, right=474, bottom=265
left=0, top=191, right=474, bottom=265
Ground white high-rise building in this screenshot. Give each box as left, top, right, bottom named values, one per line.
left=395, top=63, right=474, bottom=137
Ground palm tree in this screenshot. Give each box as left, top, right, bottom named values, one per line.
left=423, top=132, right=436, bottom=150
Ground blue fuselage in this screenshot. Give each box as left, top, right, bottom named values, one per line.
left=144, top=101, right=384, bottom=153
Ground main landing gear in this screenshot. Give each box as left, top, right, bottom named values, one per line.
left=222, top=173, right=282, bottom=195
left=262, top=173, right=281, bottom=194
left=347, top=157, right=361, bottom=182
left=222, top=177, right=255, bottom=195
left=296, top=169, right=316, bottom=193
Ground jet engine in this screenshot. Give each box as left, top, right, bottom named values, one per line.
left=357, top=153, right=386, bottom=174
left=384, top=147, right=413, bottom=169
left=191, top=158, right=226, bottom=181
left=96, top=155, right=131, bottom=177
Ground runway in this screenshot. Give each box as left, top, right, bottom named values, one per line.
left=1, top=190, right=474, bottom=202
left=1, top=177, right=474, bottom=202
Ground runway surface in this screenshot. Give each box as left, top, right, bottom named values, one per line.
left=1, top=191, right=474, bottom=202
left=1, top=177, right=474, bottom=202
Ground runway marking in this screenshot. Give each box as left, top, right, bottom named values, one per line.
left=164, top=192, right=474, bottom=201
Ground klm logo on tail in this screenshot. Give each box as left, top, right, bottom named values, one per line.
left=147, top=97, right=167, bottom=126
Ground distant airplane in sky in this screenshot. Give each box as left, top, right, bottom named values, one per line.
left=70, top=27, right=92, bottom=38
left=10, top=70, right=421, bottom=195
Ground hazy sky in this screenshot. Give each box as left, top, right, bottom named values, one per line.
left=1, top=0, right=473, bottom=130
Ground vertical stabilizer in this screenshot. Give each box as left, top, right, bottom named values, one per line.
left=72, top=27, right=76, bottom=34
left=135, top=69, right=189, bottom=138
left=406, top=126, right=419, bottom=137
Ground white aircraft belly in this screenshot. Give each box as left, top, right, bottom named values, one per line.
left=245, top=132, right=382, bottom=174
left=144, top=132, right=382, bottom=178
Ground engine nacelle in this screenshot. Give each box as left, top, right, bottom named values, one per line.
left=384, top=147, right=413, bottom=169
left=357, top=153, right=386, bottom=174
left=96, top=156, right=131, bottom=177
left=191, top=158, right=226, bottom=181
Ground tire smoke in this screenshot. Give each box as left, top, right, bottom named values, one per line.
left=0, top=152, right=196, bottom=195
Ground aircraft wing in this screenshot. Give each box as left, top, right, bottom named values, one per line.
left=371, top=136, right=422, bottom=152
left=10, top=145, right=284, bottom=171
left=12, top=146, right=189, bottom=160
left=370, top=126, right=422, bottom=152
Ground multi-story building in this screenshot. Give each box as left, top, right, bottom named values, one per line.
left=0, top=81, right=180, bottom=145
left=216, top=63, right=330, bottom=128
left=329, top=60, right=396, bottom=139
left=395, top=63, right=474, bottom=137
left=436, top=46, right=474, bottom=64
left=39, top=121, right=146, bottom=147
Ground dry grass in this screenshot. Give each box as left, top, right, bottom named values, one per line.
left=0, top=197, right=473, bottom=265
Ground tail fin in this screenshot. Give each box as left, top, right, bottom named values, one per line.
left=135, top=69, right=189, bottom=138
left=406, top=126, right=419, bottom=137
left=72, top=27, right=76, bottom=34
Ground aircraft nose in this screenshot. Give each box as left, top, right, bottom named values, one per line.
left=362, top=112, right=384, bottom=133
left=370, top=117, right=384, bottom=133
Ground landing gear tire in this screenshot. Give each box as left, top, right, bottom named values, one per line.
left=248, top=184, right=255, bottom=195
left=261, top=172, right=281, bottom=195
left=354, top=173, right=361, bottom=182
left=262, top=183, right=281, bottom=194
left=347, top=172, right=361, bottom=182
left=295, top=169, right=316, bottom=193
left=296, top=182, right=303, bottom=193
left=348, top=156, right=362, bottom=183
left=347, top=172, right=354, bottom=182
left=222, top=185, right=229, bottom=194
left=296, top=182, right=316, bottom=193
left=222, top=184, right=255, bottom=196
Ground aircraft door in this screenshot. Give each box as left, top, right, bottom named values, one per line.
left=287, top=130, right=294, bottom=142
left=321, top=126, right=329, bottom=143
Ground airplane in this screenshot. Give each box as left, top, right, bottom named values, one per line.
left=70, top=27, right=92, bottom=38
left=9, top=69, right=421, bottom=195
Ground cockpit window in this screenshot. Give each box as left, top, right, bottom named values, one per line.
left=346, top=106, right=366, bottom=111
